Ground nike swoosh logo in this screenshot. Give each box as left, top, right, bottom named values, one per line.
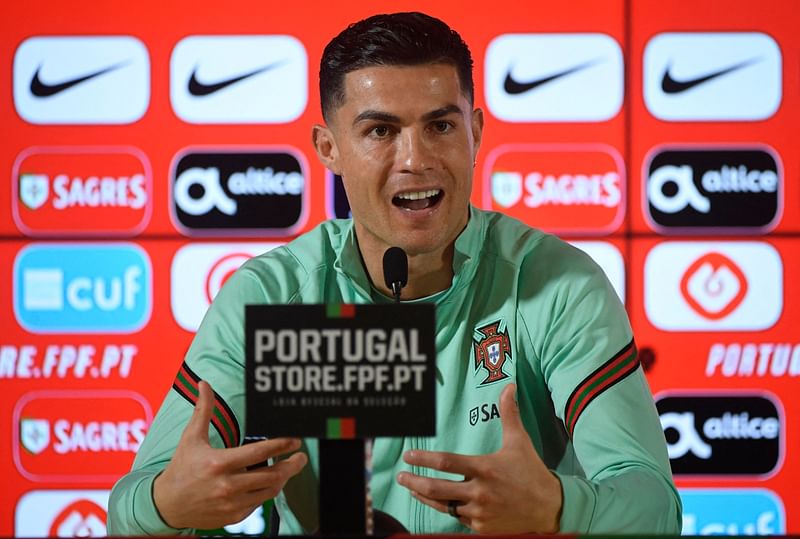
left=30, top=62, right=128, bottom=97
left=661, top=57, right=760, bottom=94
left=188, top=60, right=286, bottom=96
left=503, top=59, right=601, bottom=95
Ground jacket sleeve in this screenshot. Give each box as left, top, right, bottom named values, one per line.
left=521, top=238, right=682, bottom=534
left=107, top=267, right=267, bottom=535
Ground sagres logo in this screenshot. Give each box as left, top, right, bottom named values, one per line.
left=680, top=488, right=786, bottom=535
left=644, top=242, right=782, bottom=331
left=171, top=242, right=282, bottom=332
left=14, top=35, right=150, bottom=124
left=656, top=393, right=783, bottom=477
left=13, top=243, right=152, bottom=333
left=485, top=33, right=623, bottom=122
left=644, top=32, right=781, bottom=121
left=15, top=490, right=108, bottom=537
left=12, top=146, right=152, bottom=236
left=20, top=418, right=50, bottom=455
left=469, top=402, right=501, bottom=426
left=13, top=390, right=152, bottom=482
left=483, top=144, right=624, bottom=235
left=644, top=146, right=782, bottom=233
left=171, top=148, right=308, bottom=235
left=473, top=320, right=512, bottom=386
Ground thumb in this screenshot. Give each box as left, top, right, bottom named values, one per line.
left=499, top=383, right=525, bottom=448
left=183, top=379, right=214, bottom=445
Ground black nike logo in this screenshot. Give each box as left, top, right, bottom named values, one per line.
left=661, top=58, right=760, bottom=94
left=30, top=62, right=128, bottom=97
left=187, top=60, right=286, bottom=96
left=503, top=59, right=601, bottom=95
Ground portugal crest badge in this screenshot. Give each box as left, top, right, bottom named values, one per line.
left=473, top=320, right=512, bottom=386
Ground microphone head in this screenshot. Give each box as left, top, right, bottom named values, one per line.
left=382, top=246, right=408, bottom=289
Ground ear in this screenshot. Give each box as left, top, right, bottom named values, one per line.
left=470, top=107, right=485, bottom=164
left=312, top=124, right=340, bottom=175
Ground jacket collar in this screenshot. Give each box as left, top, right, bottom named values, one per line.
left=333, top=205, right=487, bottom=303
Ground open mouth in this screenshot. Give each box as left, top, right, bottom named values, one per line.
left=392, top=189, right=443, bottom=211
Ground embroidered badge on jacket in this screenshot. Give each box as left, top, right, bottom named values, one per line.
left=473, top=320, right=512, bottom=386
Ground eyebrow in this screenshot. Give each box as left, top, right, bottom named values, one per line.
left=352, top=104, right=463, bottom=127
left=421, top=104, right=463, bottom=121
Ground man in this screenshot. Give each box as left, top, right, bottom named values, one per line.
left=109, top=12, right=681, bottom=535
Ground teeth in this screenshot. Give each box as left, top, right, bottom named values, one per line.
left=396, top=189, right=440, bottom=200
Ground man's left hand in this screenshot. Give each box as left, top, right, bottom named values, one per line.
left=396, top=383, right=563, bottom=534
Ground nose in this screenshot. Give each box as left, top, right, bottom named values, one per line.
left=397, top=128, right=433, bottom=173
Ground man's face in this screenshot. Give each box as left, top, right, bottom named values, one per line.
left=316, top=63, right=483, bottom=259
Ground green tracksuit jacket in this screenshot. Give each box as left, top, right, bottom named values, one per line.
left=108, top=207, right=681, bottom=535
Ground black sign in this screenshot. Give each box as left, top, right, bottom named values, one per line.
left=245, top=304, right=436, bottom=439
left=172, top=149, right=306, bottom=234
left=645, top=148, right=781, bottom=231
left=327, top=172, right=351, bottom=219
left=657, top=394, right=782, bottom=476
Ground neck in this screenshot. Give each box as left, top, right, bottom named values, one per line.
left=361, top=241, right=456, bottom=301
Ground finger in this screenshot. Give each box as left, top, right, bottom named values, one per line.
left=182, top=380, right=215, bottom=444
left=224, top=437, right=304, bottom=470
left=402, top=449, right=480, bottom=477
left=499, top=383, right=525, bottom=447
left=396, top=472, right=469, bottom=502
left=232, top=452, right=308, bottom=492
left=408, top=489, right=450, bottom=514
left=408, top=491, right=473, bottom=526
left=238, top=485, right=286, bottom=511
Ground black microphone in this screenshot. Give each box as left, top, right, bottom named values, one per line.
left=382, top=247, right=408, bottom=303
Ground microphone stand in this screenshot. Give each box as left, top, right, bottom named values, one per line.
left=318, top=247, right=407, bottom=536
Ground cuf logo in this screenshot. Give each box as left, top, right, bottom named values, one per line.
left=473, top=320, right=512, bottom=386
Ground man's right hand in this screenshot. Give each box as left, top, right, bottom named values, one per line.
left=153, top=380, right=308, bottom=530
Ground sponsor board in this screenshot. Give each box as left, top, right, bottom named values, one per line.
left=171, top=35, right=306, bottom=123
left=325, top=171, right=352, bottom=220
left=170, top=147, right=309, bottom=236
left=0, top=344, right=137, bottom=379
left=13, top=390, right=152, bottom=482
left=643, top=32, right=781, bottom=121
left=705, top=342, right=800, bottom=378
left=13, top=36, right=149, bottom=124
left=483, top=144, right=625, bottom=235
left=13, top=243, right=152, bottom=333
left=485, top=33, right=623, bottom=122
left=644, top=241, right=782, bottom=331
left=246, top=304, right=436, bottom=438
left=12, top=146, right=153, bottom=236
left=171, top=242, right=283, bottom=331
left=656, top=392, right=783, bottom=478
left=680, top=488, right=786, bottom=535
left=643, top=145, right=782, bottom=233
left=571, top=241, right=625, bottom=304
left=15, top=490, right=108, bottom=537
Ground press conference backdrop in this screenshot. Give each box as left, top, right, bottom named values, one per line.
left=1, top=0, right=797, bottom=535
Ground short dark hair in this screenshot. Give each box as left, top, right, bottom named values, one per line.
left=319, top=12, right=474, bottom=122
